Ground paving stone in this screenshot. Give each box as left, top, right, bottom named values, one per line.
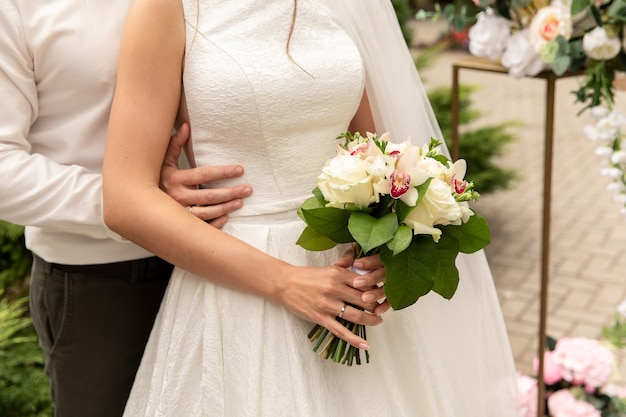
left=413, top=20, right=626, bottom=372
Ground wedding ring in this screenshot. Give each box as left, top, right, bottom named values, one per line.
left=338, top=303, right=347, bottom=319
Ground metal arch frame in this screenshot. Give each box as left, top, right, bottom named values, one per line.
left=450, top=57, right=583, bottom=417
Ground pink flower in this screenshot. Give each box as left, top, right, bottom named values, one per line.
left=528, top=5, right=573, bottom=52
left=517, top=374, right=538, bottom=417
left=389, top=170, right=411, bottom=199
left=552, top=337, right=615, bottom=393
left=349, top=142, right=369, bottom=156
left=547, top=389, right=601, bottom=417
left=533, top=350, right=563, bottom=385
left=453, top=178, right=467, bottom=194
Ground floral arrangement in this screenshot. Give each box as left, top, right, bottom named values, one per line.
left=584, top=106, right=626, bottom=216
left=517, top=300, right=626, bottom=416
left=418, top=0, right=626, bottom=111
left=296, top=132, right=491, bottom=365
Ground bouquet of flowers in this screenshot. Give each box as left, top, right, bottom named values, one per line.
left=584, top=106, right=626, bottom=217
left=296, top=132, right=491, bottom=365
left=517, top=300, right=626, bottom=417
left=418, top=0, right=626, bottom=111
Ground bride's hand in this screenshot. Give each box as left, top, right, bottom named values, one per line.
left=160, top=122, right=253, bottom=228
left=335, top=251, right=391, bottom=316
left=276, top=264, right=384, bottom=350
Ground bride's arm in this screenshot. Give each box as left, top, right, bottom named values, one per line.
left=103, top=0, right=381, bottom=349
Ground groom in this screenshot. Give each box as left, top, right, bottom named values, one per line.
left=0, top=2, right=252, bottom=416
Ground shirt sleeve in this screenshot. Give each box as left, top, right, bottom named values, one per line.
left=0, top=1, right=118, bottom=240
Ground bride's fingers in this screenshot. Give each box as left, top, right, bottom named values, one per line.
left=352, top=253, right=382, bottom=271
left=361, top=286, right=385, bottom=303
left=352, top=267, right=385, bottom=290
left=324, top=319, right=370, bottom=350
left=333, top=249, right=356, bottom=268
left=322, top=305, right=383, bottom=349
left=374, top=300, right=391, bottom=315
left=341, top=286, right=381, bottom=313
left=339, top=304, right=383, bottom=326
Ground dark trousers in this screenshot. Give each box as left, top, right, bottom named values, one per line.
left=29, top=255, right=173, bottom=417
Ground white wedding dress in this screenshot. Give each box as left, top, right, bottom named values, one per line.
left=124, top=1, right=522, bottom=416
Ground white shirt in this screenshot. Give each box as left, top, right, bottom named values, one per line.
left=0, top=0, right=152, bottom=264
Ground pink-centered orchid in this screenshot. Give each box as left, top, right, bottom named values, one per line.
left=391, top=144, right=430, bottom=206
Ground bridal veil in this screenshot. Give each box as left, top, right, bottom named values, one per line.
left=324, top=1, right=522, bottom=414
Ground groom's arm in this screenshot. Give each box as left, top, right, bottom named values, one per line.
left=160, top=122, right=253, bottom=228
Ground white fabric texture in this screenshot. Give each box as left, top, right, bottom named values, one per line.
left=124, top=1, right=522, bottom=416
left=0, top=0, right=150, bottom=264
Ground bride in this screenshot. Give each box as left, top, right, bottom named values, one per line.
left=103, top=0, right=522, bottom=416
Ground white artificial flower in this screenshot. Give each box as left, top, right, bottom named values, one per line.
left=595, top=146, right=613, bottom=157
left=608, top=182, right=623, bottom=193
left=501, top=30, right=545, bottom=78
left=528, top=5, right=573, bottom=52
left=468, top=8, right=511, bottom=60
left=590, top=105, right=611, bottom=119
left=585, top=114, right=623, bottom=143
left=583, top=27, right=622, bottom=60
left=606, top=110, right=626, bottom=126
left=611, top=150, right=626, bottom=165
left=602, top=167, right=623, bottom=179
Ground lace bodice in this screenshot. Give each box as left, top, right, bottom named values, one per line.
left=182, top=0, right=364, bottom=217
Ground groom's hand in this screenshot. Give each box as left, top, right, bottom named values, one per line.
left=160, top=122, right=253, bottom=228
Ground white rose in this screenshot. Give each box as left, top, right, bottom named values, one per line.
left=468, top=8, right=511, bottom=60
left=501, top=30, right=545, bottom=78
left=317, top=154, right=377, bottom=208
left=528, top=5, right=573, bottom=52
left=583, top=27, right=621, bottom=60
left=403, top=178, right=463, bottom=242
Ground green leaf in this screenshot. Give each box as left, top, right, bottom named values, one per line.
left=571, top=0, right=592, bottom=18
left=414, top=178, right=432, bottom=206
left=301, top=207, right=353, bottom=243
left=450, top=14, right=467, bottom=32
left=296, top=226, right=338, bottom=251
left=440, top=213, right=491, bottom=253
left=394, top=199, right=413, bottom=223
left=552, top=55, right=571, bottom=76
left=298, top=194, right=325, bottom=220
left=381, top=241, right=436, bottom=310
left=608, top=0, right=626, bottom=22
left=430, top=235, right=461, bottom=299
left=386, top=225, right=413, bottom=256
left=348, top=212, right=398, bottom=254
left=311, top=187, right=326, bottom=205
